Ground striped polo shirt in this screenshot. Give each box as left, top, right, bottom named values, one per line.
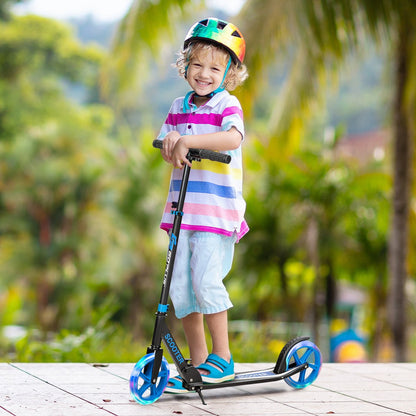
left=158, top=90, right=249, bottom=241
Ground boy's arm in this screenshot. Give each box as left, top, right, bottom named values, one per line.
left=170, top=127, right=242, bottom=168
left=160, top=131, right=181, bottom=164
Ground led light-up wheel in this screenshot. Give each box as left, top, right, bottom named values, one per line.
left=283, top=340, right=322, bottom=389
left=130, top=353, right=170, bottom=405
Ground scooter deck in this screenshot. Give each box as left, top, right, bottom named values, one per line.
left=195, top=363, right=308, bottom=390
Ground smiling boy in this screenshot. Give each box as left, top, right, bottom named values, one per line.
left=156, top=18, right=248, bottom=393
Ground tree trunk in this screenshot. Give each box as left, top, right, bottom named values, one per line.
left=324, top=259, right=336, bottom=321
left=387, top=22, right=414, bottom=362
left=307, top=216, right=322, bottom=344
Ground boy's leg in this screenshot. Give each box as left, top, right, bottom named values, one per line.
left=182, top=312, right=208, bottom=366
left=205, top=310, right=231, bottom=362
left=166, top=312, right=207, bottom=393
left=198, top=310, right=234, bottom=382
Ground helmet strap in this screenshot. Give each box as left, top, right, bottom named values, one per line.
left=213, top=56, right=232, bottom=94
left=183, top=90, right=193, bottom=112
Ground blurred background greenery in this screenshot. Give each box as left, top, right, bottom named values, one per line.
left=0, top=0, right=415, bottom=364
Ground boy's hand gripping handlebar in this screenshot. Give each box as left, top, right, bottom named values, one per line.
left=152, top=139, right=231, bottom=164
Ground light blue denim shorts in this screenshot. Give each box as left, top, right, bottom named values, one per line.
left=169, top=230, right=236, bottom=319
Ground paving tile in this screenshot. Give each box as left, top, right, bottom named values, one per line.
left=94, top=363, right=131, bottom=380
left=193, top=400, right=305, bottom=414
left=380, top=401, right=416, bottom=414
left=2, top=403, right=113, bottom=416
left=209, top=412, right=307, bottom=416
left=11, top=363, right=121, bottom=385
left=0, top=365, right=44, bottom=385
left=333, top=363, right=413, bottom=380
left=3, top=389, right=80, bottom=405
left=316, top=380, right=407, bottom=391
left=395, top=363, right=416, bottom=370
left=198, top=387, right=263, bottom=401
left=57, top=382, right=128, bottom=395
left=69, top=393, right=135, bottom=405
left=102, top=402, right=209, bottom=416
left=315, top=414, right=411, bottom=416
left=2, top=363, right=416, bottom=416
left=266, top=389, right=360, bottom=403
left=393, top=380, right=416, bottom=390
left=2, top=389, right=111, bottom=416
left=289, top=400, right=411, bottom=414
left=343, top=389, right=416, bottom=402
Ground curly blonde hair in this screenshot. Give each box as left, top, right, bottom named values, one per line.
left=175, top=41, right=248, bottom=91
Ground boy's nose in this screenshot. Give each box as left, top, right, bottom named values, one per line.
left=199, top=66, right=210, bottom=78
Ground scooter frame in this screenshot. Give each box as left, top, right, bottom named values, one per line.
left=129, top=140, right=322, bottom=405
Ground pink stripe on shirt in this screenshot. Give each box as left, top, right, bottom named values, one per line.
left=164, top=202, right=240, bottom=222
left=160, top=220, right=249, bottom=242
left=222, top=106, right=243, bottom=120
left=166, top=107, right=243, bottom=127
left=166, top=113, right=222, bottom=126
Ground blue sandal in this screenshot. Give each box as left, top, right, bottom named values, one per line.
left=164, top=376, right=194, bottom=394
left=197, top=354, right=235, bottom=384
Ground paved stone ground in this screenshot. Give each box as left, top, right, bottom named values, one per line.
left=1, top=362, right=415, bottom=416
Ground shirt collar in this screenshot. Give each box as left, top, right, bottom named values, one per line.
left=182, top=90, right=229, bottom=112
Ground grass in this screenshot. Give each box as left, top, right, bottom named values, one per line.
left=2, top=321, right=415, bottom=364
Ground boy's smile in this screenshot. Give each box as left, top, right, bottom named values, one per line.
left=187, top=48, right=228, bottom=103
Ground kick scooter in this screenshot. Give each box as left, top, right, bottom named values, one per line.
left=129, top=139, right=322, bottom=405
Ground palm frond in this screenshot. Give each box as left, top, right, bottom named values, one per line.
left=237, top=0, right=400, bottom=154
left=101, top=0, right=203, bottom=107
left=236, top=0, right=295, bottom=113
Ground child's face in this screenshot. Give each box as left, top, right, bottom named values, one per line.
left=186, top=46, right=228, bottom=97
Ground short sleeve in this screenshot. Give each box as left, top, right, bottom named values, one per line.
left=221, top=96, right=244, bottom=140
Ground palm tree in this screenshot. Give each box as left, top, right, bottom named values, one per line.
left=101, top=0, right=202, bottom=106
left=110, top=0, right=416, bottom=361
left=387, top=17, right=414, bottom=362
left=237, top=0, right=415, bottom=362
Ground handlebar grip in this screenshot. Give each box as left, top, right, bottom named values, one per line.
left=152, top=139, right=164, bottom=149
left=152, top=139, right=231, bottom=164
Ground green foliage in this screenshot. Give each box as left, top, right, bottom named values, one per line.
left=0, top=14, right=167, bottom=344
left=9, top=298, right=142, bottom=362
left=1, top=3, right=415, bottom=363
left=0, top=15, right=104, bottom=140
left=231, top=328, right=287, bottom=363
left=0, top=15, right=103, bottom=81
left=229, top=134, right=390, bottom=343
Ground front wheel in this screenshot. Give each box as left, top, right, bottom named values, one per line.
left=129, top=353, right=170, bottom=405
left=283, top=340, right=322, bottom=389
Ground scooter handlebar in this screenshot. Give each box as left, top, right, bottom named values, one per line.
left=152, top=139, right=231, bottom=164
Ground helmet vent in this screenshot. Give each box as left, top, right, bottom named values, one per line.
left=200, top=19, right=209, bottom=26
left=217, top=20, right=227, bottom=30
left=231, top=30, right=241, bottom=38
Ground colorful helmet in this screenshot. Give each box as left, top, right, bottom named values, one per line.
left=184, top=17, right=246, bottom=65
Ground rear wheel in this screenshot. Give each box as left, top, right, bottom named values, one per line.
left=282, top=339, right=322, bottom=389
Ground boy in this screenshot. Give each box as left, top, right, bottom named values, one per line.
left=157, top=17, right=248, bottom=393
